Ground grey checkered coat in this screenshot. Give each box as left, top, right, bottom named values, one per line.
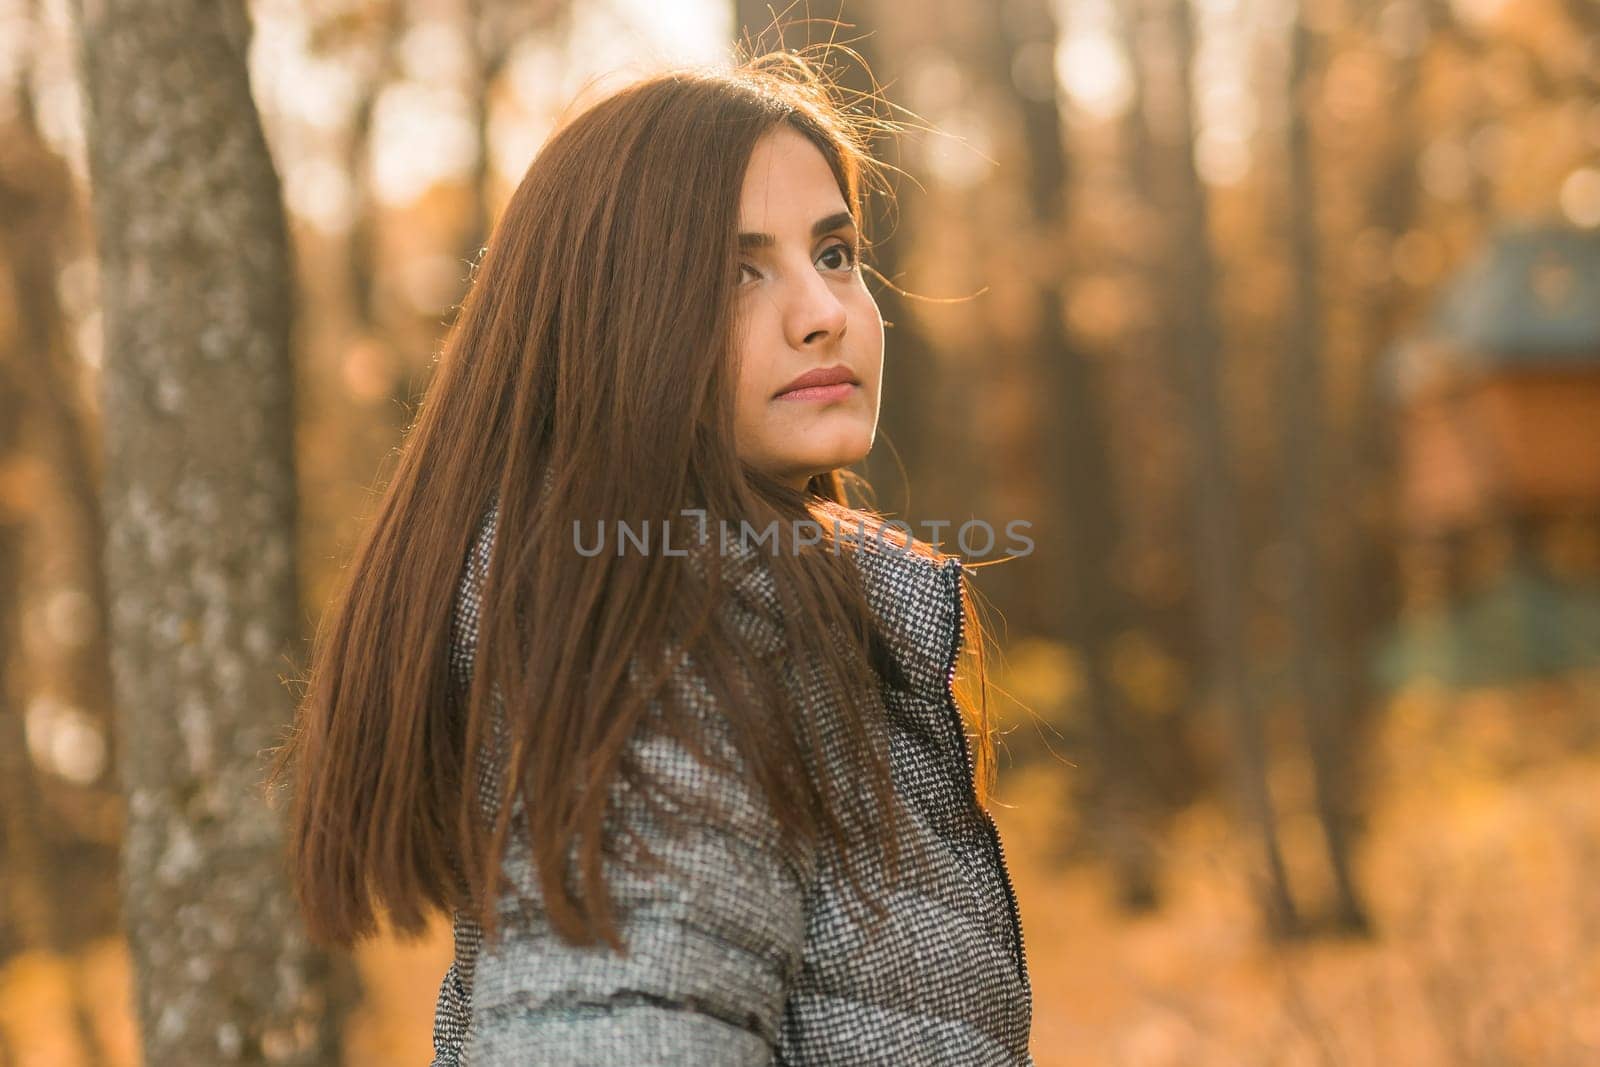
left=431, top=500, right=1034, bottom=1065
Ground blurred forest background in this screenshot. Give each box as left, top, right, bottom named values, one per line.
left=3, top=0, right=1600, bottom=1063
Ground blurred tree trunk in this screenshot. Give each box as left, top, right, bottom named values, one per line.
left=461, top=0, right=504, bottom=279
left=1348, top=0, right=1425, bottom=640
left=735, top=0, right=780, bottom=51
left=0, top=516, right=101, bottom=1062
left=840, top=1, right=935, bottom=503
left=1280, top=0, right=1370, bottom=935
left=0, top=352, right=41, bottom=947
left=1559, top=0, right=1600, bottom=35
left=1326, top=2, right=1427, bottom=860
left=1111, top=0, right=1212, bottom=822
left=344, top=0, right=405, bottom=330
left=976, top=0, right=1160, bottom=909
left=1139, top=0, right=1298, bottom=936
left=461, top=1, right=568, bottom=283
left=69, top=0, right=340, bottom=1061
left=1, top=118, right=120, bottom=856
left=0, top=200, right=103, bottom=1067
left=0, top=98, right=117, bottom=1063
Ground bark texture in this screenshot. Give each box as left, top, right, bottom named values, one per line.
left=69, top=0, right=338, bottom=1060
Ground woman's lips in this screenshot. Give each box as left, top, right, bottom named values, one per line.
left=773, top=382, right=858, bottom=403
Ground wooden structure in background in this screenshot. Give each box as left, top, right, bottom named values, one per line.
left=1377, top=221, right=1600, bottom=687
left=1388, top=222, right=1600, bottom=536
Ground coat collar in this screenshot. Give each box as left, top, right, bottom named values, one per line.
left=706, top=507, right=968, bottom=697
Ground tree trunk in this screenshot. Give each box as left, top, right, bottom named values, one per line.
left=1326, top=0, right=1431, bottom=905
left=1280, top=0, right=1370, bottom=935
left=344, top=1, right=404, bottom=331
left=1, top=118, right=122, bottom=865
left=1142, top=0, right=1298, bottom=936
left=0, top=104, right=117, bottom=1065
left=972, top=0, right=1161, bottom=910
left=840, top=1, right=937, bottom=502
left=68, top=0, right=340, bottom=1060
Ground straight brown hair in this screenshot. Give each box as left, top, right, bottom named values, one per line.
left=268, top=47, right=999, bottom=953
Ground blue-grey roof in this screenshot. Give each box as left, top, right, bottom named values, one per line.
left=1427, top=220, right=1600, bottom=365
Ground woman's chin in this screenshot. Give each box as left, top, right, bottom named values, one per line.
left=790, top=423, right=876, bottom=469
left=792, top=443, right=872, bottom=478
left=743, top=424, right=878, bottom=489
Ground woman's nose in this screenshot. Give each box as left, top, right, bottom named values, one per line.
left=784, top=269, right=848, bottom=349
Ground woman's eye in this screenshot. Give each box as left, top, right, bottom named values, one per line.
left=817, top=242, right=857, bottom=272
left=737, top=262, right=761, bottom=285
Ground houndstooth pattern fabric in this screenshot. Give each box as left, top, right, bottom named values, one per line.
left=431, top=498, right=1034, bottom=1065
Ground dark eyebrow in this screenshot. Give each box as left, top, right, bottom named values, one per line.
left=738, top=210, right=856, bottom=250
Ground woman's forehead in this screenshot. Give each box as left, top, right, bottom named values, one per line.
left=738, top=129, right=850, bottom=235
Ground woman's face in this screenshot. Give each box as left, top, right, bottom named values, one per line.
left=731, top=125, right=884, bottom=492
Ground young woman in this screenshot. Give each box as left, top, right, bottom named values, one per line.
left=275, top=48, right=1033, bottom=1065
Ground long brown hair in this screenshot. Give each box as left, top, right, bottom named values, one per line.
left=269, top=47, right=999, bottom=952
